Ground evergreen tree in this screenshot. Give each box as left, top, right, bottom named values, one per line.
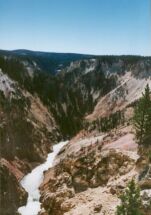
left=116, top=179, right=143, bottom=215
left=133, top=84, right=151, bottom=146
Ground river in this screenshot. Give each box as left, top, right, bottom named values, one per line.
left=18, top=141, right=68, bottom=215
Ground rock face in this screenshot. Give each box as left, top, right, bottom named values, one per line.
left=138, top=163, right=151, bottom=215
left=141, top=189, right=151, bottom=215
left=0, top=69, right=60, bottom=215
left=139, top=164, right=151, bottom=190
left=0, top=159, right=28, bottom=215
left=40, top=128, right=139, bottom=215
left=86, top=71, right=151, bottom=120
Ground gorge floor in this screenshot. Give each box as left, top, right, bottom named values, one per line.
left=18, top=141, right=68, bottom=215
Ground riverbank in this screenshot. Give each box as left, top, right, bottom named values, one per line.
left=18, top=141, right=68, bottom=215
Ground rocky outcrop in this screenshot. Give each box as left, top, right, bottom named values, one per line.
left=138, top=163, right=151, bottom=214
left=141, top=189, right=151, bottom=215
left=139, top=164, right=151, bottom=190
left=39, top=128, right=139, bottom=215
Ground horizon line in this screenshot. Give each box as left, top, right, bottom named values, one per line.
left=0, top=48, right=151, bottom=57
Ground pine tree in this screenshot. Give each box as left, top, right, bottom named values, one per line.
left=133, top=84, right=151, bottom=146
left=116, top=179, right=143, bottom=215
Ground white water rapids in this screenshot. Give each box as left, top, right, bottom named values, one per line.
left=18, top=141, right=68, bottom=215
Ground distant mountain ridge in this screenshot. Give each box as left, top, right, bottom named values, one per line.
left=0, top=49, right=93, bottom=75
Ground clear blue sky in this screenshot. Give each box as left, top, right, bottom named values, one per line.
left=0, top=0, right=150, bottom=55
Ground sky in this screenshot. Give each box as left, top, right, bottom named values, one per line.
left=0, top=0, right=150, bottom=56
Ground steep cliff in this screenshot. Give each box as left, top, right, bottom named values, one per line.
left=0, top=69, right=59, bottom=215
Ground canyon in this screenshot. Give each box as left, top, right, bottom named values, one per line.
left=0, top=50, right=151, bottom=214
